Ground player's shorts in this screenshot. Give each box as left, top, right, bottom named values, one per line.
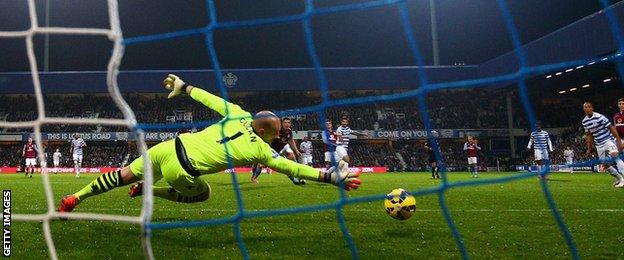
left=25, top=158, right=37, bottom=166
left=596, top=140, right=619, bottom=160
left=534, top=149, right=549, bottom=161
left=324, top=151, right=336, bottom=162
left=336, top=146, right=348, bottom=160
left=565, top=157, right=573, bottom=165
left=428, top=154, right=437, bottom=163
left=467, top=157, right=478, bottom=164
left=53, top=160, right=59, bottom=167
left=301, top=154, right=313, bottom=165
left=129, top=139, right=210, bottom=197
left=325, top=146, right=348, bottom=162
left=72, top=154, right=83, bottom=163
left=279, top=144, right=293, bottom=156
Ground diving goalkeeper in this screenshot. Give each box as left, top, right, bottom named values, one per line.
left=58, top=74, right=361, bottom=212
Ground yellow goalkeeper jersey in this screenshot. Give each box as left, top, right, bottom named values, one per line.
left=177, top=88, right=318, bottom=180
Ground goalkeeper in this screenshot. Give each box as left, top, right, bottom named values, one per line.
left=58, top=74, right=361, bottom=212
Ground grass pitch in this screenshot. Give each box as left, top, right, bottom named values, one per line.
left=4, top=171, right=624, bottom=259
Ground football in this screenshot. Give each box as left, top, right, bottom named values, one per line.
left=384, top=188, right=416, bottom=220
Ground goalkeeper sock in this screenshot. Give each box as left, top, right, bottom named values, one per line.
left=73, top=170, right=124, bottom=201
left=153, top=187, right=208, bottom=203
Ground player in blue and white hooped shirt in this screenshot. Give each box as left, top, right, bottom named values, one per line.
left=323, top=119, right=348, bottom=176
left=582, top=102, right=624, bottom=187
left=527, top=122, right=553, bottom=177
left=70, top=133, right=87, bottom=178
left=335, top=116, right=368, bottom=172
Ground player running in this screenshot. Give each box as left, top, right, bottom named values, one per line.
left=58, top=74, right=360, bottom=212
left=299, top=136, right=313, bottom=166
left=563, top=146, right=574, bottom=174
left=424, top=131, right=441, bottom=179
left=70, top=134, right=86, bottom=178
left=22, top=137, right=38, bottom=178
left=335, top=116, right=367, bottom=166
left=323, top=119, right=348, bottom=175
left=613, top=98, right=624, bottom=146
left=463, top=136, right=481, bottom=178
left=527, top=122, right=553, bottom=178
left=250, top=117, right=305, bottom=185
left=582, top=102, right=624, bottom=187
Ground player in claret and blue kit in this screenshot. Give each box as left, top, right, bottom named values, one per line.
left=613, top=98, right=624, bottom=147
left=250, top=117, right=305, bottom=185
left=57, top=74, right=361, bottom=212
left=463, top=136, right=481, bottom=178
left=22, top=137, right=38, bottom=178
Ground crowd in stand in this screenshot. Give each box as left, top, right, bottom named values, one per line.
left=0, top=139, right=494, bottom=171
left=3, top=87, right=623, bottom=133
left=0, top=88, right=518, bottom=132
left=1, top=88, right=623, bottom=171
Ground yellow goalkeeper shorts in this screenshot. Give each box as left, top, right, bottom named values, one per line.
left=128, top=139, right=209, bottom=197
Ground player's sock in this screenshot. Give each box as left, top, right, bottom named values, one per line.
left=153, top=187, right=209, bottom=203
left=251, top=164, right=262, bottom=181
left=431, top=167, right=435, bottom=178
left=73, top=170, right=124, bottom=201
left=614, top=158, right=624, bottom=177
left=607, top=166, right=623, bottom=182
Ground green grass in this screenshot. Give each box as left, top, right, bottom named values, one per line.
left=4, top=172, right=624, bottom=259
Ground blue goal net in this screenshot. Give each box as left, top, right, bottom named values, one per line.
left=7, top=0, right=624, bottom=259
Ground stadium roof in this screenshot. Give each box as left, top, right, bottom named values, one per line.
left=0, top=0, right=622, bottom=72
left=1, top=1, right=623, bottom=93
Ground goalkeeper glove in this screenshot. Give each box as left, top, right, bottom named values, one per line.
left=329, top=161, right=361, bottom=191
left=162, top=74, right=187, bottom=99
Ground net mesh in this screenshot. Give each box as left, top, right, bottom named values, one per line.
left=5, top=0, right=624, bottom=259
